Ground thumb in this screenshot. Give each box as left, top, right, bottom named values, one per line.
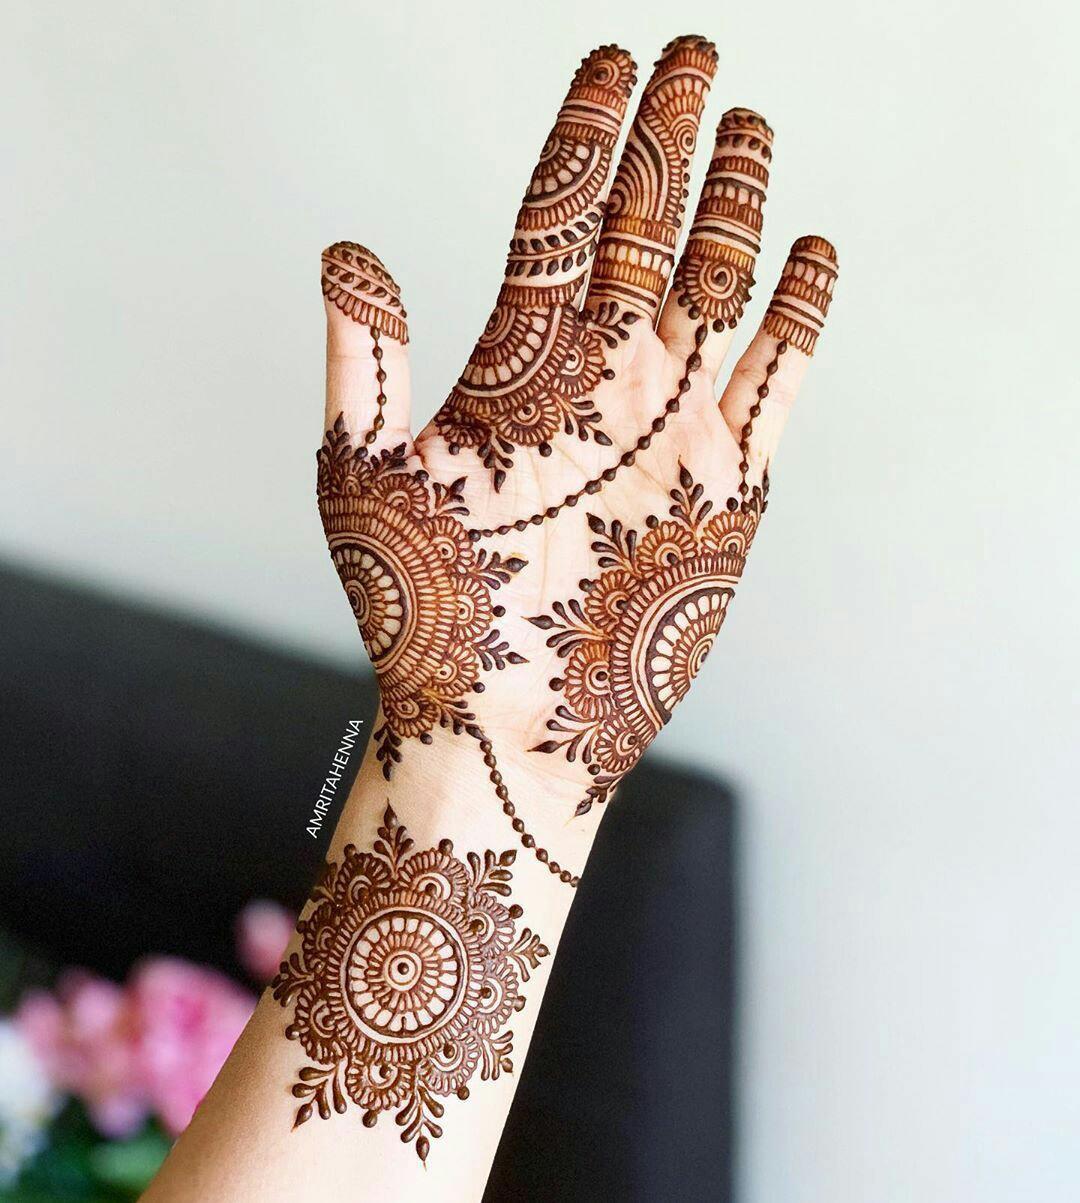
left=321, top=242, right=412, bottom=448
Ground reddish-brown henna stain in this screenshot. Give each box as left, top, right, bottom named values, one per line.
left=585, top=36, right=718, bottom=321
left=435, top=47, right=636, bottom=489
left=672, top=108, right=773, bottom=329
left=529, top=468, right=765, bottom=813
left=318, top=422, right=527, bottom=776
left=272, top=806, right=548, bottom=1161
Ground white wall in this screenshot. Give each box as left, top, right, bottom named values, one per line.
left=4, top=2, right=1078, bottom=1199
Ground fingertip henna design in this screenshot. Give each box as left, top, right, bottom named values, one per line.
left=673, top=108, right=773, bottom=330
left=586, top=35, right=718, bottom=321
left=530, top=467, right=764, bottom=814
left=322, top=242, right=408, bottom=447
left=322, top=242, right=409, bottom=344
left=317, top=419, right=526, bottom=776
left=762, top=235, right=838, bottom=355
left=273, top=805, right=548, bottom=1161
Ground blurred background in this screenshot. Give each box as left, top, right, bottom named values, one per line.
left=2, top=1, right=1078, bottom=1200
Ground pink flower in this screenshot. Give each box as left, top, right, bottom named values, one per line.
left=235, top=900, right=295, bottom=983
left=16, top=972, right=147, bottom=1139
left=129, top=958, right=254, bottom=1135
left=15, top=959, right=255, bottom=1139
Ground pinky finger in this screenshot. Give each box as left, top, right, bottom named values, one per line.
left=718, top=236, right=838, bottom=496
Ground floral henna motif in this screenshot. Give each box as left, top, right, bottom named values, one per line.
left=437, top=304, right=613, bottom=488
left=272, top=806, right=548, bottom=1161
left=436, top=46, right=635, bottom=489
left=586, top=36, right=718, bottom=321
left=673, top=108, right=773, bottom=329
left=530, top=467, right=764, bottom=814
left=318, top=418, right=526, bottom=776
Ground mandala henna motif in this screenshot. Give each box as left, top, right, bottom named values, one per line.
left=673, top=108, right=773, bottom=330
left=272, top=806, right=548, bottom=1161
left=318, top=418, right=526, bottom=776
left=436, top=46, right=635, bottom=489
left=587, top=36, right=718, bottom=320
left=763, top=235, right=839, bottom=355
left=530, top=467, right=765, bottom=814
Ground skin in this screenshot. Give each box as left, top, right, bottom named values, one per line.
left=143, top=34, right=837, bottom=1203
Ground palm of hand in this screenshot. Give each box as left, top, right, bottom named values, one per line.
left=317, top=38, right=836, bottom=882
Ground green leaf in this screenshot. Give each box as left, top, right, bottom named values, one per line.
left=88, top=1129, right=171, bottom=1193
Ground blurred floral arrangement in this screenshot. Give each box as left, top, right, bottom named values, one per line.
left=0, top=901, right=294, bottom=1201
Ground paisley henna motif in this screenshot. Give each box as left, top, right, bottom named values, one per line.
left=530, top=468, right=764, bottom=814
left=586, top=36, right=718, bottom=321
left=435, top=46, right=634, bottom=489
left=763, top=235, right=838, bottom=355
left=272, top=806, right=548, bottom=1161
left=318, top=419, right=526, bottom=775
left=673, top=108, right=773, bottom=329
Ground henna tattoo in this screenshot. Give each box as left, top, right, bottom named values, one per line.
left=762, top=235, right=838, bottom=355
left=318, top=418, right=526, bottom=776
left=434, top=48, right=636, bottom=490
left=587, top=36, right=718, bottom=321
left=466, top=326, right=707, bottom=539
left=437, top=305, right=613, bottom=487
left=322, top=242, right=407, bottom=446
left=673, top=109, right=773, bottom=330
left=322, top=242, right=409, bottom=343
left=530, top=467, right=764, bottom=814
left=501, top=46, right=636, bottom=308
left=273, top=806, right=548, bottom=1161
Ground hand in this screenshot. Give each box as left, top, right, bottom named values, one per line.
left=140, top=35, right=840, bottom=1196
left=317, top=36, right=837, bottom=887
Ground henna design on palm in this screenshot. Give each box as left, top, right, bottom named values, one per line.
left=317, top=36, right=838, bottom=886
left=529, top=467, right=763, bottom=814
left=272, top=805, right=547, bottom=1162
left=317, top=423, right=526, bottom=777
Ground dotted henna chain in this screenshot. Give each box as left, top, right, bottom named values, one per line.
left=362, top=326, right=387, bottom=447
left=466, top=323, right=709, bottom=540
left=736, top=339, right=786, bottom=495
left=468, top=727, right=582, bottom=887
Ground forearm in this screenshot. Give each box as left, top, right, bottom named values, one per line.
left=144, top=726, right=595, bottom=1203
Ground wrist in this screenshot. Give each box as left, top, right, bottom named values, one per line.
left=326, top=715, right=597, bottom=940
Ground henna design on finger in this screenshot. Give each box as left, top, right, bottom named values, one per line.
left=529, top=467, right=764, bottom=814
left=322, top=242, right=408, bottom=446
left=762, top=235, right=838, bottom=355
left=502, top=46, right=636, bottom=307
left=587, top=36, right=718, bottom=321
left=273, top=805, right=548, bottom=1161
left=673, top=109, right=773, bottom=330
left=435, top=47, right=635, bottom=489
left=318, top=418, right=526, bottom=776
